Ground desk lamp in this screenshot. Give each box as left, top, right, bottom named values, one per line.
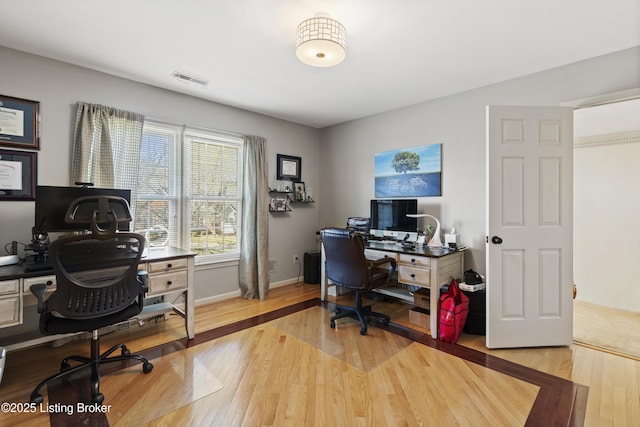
left=406, top=214, right=443, bottom=248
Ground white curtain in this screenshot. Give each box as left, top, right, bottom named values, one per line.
left=239, top=135, right=269, bottom=300
left=71, top=102, right=144, bottom=208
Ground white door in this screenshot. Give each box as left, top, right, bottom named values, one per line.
left=486, top=105, right=574, bottom=348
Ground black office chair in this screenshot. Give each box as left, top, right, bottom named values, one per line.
left=29, top=195, right=152, bottom=404
left=320, top=227, right=396, bottom=335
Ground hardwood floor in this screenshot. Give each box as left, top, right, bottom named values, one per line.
left=573, top=300, right=640, bottom=360
left=0, top=283, right=638, bottom=426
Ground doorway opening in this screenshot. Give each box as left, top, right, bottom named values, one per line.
left=572, top=96, right=640, bottom=359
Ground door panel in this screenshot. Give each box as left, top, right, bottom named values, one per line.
left=486, top=105, right=573, bottom=348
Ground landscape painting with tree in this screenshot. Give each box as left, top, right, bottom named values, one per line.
left=374, top=144, right=442, bottom=197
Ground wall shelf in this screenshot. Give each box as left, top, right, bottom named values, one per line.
left=268, top=188, right=314, bottom=213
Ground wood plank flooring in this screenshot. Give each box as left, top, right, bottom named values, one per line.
left=0, top=283, right=638, bottom=426
left=573, top=300, right=640, bottom=360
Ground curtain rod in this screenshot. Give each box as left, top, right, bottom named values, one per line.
left=145, top=117, right=243, bottom=139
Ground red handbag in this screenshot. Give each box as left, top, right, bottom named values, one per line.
left=438, top=278, right=469, bottom=343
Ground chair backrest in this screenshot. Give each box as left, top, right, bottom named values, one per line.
left=320, top=228, right=369, bottom=290
left=45, top=195, right=146, bottom=319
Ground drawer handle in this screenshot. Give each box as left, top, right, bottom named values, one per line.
left=167, top=263, right=173, bottom=268
left=46, top=280, right=53, bottom=286
left=166, top=281, right=173, bottom=286
left=410, top=274, right=416, bottom=278
left=411, top=258, right=416, bottom=263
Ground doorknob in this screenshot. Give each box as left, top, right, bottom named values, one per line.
left=491, top=236, right=503, bottom=244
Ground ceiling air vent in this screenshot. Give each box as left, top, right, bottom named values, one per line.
left=171, top=71, right=209, bottom=88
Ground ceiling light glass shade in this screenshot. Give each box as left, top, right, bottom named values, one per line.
left=296, top=16, right=346, bottom=67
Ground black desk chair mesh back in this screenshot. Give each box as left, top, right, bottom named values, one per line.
left=320, top=228, right=396, bottom=335
left=29, top=195, right=153, bottom=405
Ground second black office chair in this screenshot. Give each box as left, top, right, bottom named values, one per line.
left=29, top=195, right=153, bottom=404
left=320, top=227, right=396, bottom=335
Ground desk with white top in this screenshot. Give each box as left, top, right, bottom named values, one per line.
left=320, top=240, right=464, bottom=339
left=0, top=246, right=195, bottom=351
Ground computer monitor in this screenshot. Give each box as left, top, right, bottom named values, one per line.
left=34, top=185, right=132, bottom=233
left=369, top=199, right=418, bottom=238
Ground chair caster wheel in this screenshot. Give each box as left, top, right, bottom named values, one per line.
left=360, top=327, right=368, bottom=335
left=30, top=394, right=44, bottom=404
left=92, top=393, right=104, bottom=404
left=121, top=347, right=131, bottom=357
left=143, top=362, right=153, bottom=373
left=330, top=321, right=336, bottom=329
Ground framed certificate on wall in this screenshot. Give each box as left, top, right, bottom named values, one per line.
left=276, top=154, right=301, bottom=181
left=0, top=149, right=37, bottom=200
left=0, top=95, right=40, bottom=150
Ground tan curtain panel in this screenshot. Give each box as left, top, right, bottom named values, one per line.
left=239, top=135, right=269, bottom=300
left=71, top=102, right=144, bottom=208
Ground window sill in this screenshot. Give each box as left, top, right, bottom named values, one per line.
left=195, top=255, right=240, bottom=270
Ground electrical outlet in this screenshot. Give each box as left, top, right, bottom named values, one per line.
left=293, top=254, right=300, bottom=264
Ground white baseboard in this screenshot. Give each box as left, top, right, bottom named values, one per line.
left=194, top=277, right=300, bottom=307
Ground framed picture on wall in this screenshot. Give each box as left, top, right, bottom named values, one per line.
left=276, top=154, right=301, bottom=181
left=0, top=149, right=37, bottom=200
left=293, top=181, right=306, bottom=201
left=374, top=144, right=442, bottom=197
left=0, top=95, right=40, bottom=150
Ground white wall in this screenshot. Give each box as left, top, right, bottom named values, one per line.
left=0, top=46, right=322, bottom=306
left=574, top=98, right=640, bottom=312
left=320, top=46, right=640, bottom=275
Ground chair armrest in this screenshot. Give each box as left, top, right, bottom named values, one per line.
left=137, top=270, right=149, bottom=293
left=30, top=281, right=53, bottom=313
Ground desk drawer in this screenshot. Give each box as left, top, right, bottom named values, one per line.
left=0, top=295, right=20, bottom=327
left=148, top=270, right=188, bottom=295
left=147, top=258, right=188, bottom=274
left=398, top=253, right=430, bottom=267
left=364, top=249, right=397, bottom=261
left=23, top=275, right=56, bottom=293
left=398, top=265, right=430, bottom=287
left=0, top=279, right=19, bottom=296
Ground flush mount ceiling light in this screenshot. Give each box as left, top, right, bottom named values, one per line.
left=296, top=13, right=346, bottom=67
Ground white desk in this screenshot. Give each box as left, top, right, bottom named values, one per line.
left=321, top=241, right=464, bottom=339
left=0, top=246, right=195, bottom=351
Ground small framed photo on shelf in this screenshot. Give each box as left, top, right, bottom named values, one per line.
left=270, top=197, right=289, bottom=212
left=293, top=182, right=306, bottom=201
left=0, top=95, right=40, bottom=150
left=276, top=154, right=301, bottom=181
left=0, top=149, right=37, bottom=200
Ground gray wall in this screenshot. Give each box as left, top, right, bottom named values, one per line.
left=319, top=46, right=640, bottom=274
left=1, top=43, right=639, bottom=338
left=0, top=46, right=322, bottom=306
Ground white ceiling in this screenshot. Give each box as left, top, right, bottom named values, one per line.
left=1, top=0, right=638, bottom=128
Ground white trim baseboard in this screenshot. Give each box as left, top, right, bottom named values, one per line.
left=194, top=277, right=302, bottom=307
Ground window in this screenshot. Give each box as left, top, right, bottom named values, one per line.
left=134, top=121, right=243, bottom=263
